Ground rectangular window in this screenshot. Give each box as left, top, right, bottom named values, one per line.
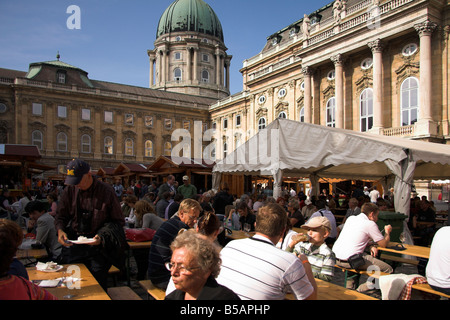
left=236, top=114, right=241, bottom=127
left=104, top=111, right=113, bottom=123
left=58, top=106, right=67, bottom=118
left=32, top=103, right=42, bottom=116
left=57, top=72, right=66, bottom=84
left=81, top=108, right=91, bottom=121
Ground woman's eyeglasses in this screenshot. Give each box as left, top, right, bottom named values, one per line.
left=165, top=262, right=201, bottom=274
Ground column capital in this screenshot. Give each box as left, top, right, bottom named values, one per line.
left=330, top=53, right=345, bottom=66
left=302, top=66, right=314, bottom=76
left=368, top=38, right=385, bottom=53
left=414, top=20, right=438, bottom=37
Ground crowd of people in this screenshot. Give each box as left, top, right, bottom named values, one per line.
left=0, top=159, right=449, bottom=300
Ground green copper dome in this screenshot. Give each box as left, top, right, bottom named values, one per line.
left=157, top=0, right=224, bottom=42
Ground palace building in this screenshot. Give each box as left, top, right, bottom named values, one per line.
left=0, top=0, right=449, bottom=196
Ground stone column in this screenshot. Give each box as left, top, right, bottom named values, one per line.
left=160, top=50, right=166, bottom=84
left=331, top=54, right=345, bottom=128
left=368, top=38, right=385, bottom=134
left=193, top=48, right=198, bottom=82
left=215, top=51, right=221, bottom=85
left=186, top=47, right=192, bottom=82
left=414, top=20, right=438, bottom=135
left=224, top=58, right=231, bottom=90
left=148, top=50, right=156, bottom=88
left=302, top=66, right=314, bottom=123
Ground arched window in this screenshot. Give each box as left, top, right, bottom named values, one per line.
left=278, top=111, right=287, bottom=119
left=81, top=134, right=91, bottom=153
left=174, top=68, right=182, bottom=82
left=401, top=77, right=419, bottom=126
left=201, top=70, right=209, bottom=83
left=164, top=142, right=172, bottom=157
left=125, top=138, right=134, bottom=156
left=57, top=132, right=68, bottom=152
left=326, top=97, right=336, bottom=127
left=258, top=117, right=266, bottom=130
left=32, top=130, right=43, bottom=150
left=145, top=140, right=153, bottom=158
left=360, top=88, right=373, bottom=132
left=104, top=136, right=113, bottom=154
left=223, top=142, right=228, bottom=159
left=299, top=107, right=305, bottom=123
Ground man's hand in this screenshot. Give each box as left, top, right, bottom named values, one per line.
left=58, top=229, right=72, bottom=247
left=89, top=234, right=102, bottom=246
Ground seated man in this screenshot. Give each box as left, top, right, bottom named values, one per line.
left=287, top=216, right=336, bottom=282
left=333, top=202, right=393, bottom=291
left=25, top=200, right=62, bottom=261
left=216, top=203, right=316, bottom=300
left=147, top=199, right=201, bottom=290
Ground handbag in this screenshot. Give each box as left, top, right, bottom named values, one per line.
left=125, top=228, right=156, bottom=242
left=347, top=253, right=365, bottom=269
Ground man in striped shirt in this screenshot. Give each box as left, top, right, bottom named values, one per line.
left=216, top=203, right=316, bottom=300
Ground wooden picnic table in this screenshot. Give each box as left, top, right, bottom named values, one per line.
left=16, top=247, right=48, bottom=260
left=378, top=242, right=430, bottom=259
left=27, top=263, right=111, bottom=300
left=125, top=240, right=152, bottom=286
left=286, top=278, right=378, bottom=300
left=226, top=230, right=255, bottom=240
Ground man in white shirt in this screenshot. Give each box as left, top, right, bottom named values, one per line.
left=216, top=203, right=316, bottom=300
left=333, top=202, right=393, bottom=291
left=369, top=186, right=380, bottom=203
left=426, top=226, right=450, bottom=295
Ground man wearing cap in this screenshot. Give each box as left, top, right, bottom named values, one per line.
left=55, top=159, right=127, bottom=289
left=286, top=216, right=336, bottom=282
left=177, top=175, right=197, bottom=200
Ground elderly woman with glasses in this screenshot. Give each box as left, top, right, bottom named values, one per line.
left=165, top=230, right=240, bottom=300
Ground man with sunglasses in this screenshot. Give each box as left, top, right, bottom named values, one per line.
left=147, top=198, right=202, bottom=290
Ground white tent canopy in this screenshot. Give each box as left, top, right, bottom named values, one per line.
left=213, top=118, right=450, bottom=235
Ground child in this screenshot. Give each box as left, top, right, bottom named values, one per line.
left=286, top=216, right=336, bottom=282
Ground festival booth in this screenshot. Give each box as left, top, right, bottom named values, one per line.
left=213, top=118, right=450, bottom=243
left=0, top=144, right=55, bottom=194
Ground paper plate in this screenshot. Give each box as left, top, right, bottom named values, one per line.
left=37, top=265, right=64, bottom=273
left=70, top=238, right=96, bottom=244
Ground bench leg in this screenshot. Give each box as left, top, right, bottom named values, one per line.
left=343, top=270, right=361, bottom=289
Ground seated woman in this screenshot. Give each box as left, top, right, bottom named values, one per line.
left=134, top=200, right=164, bottom=230
left=236, top=201, right=256, bottom=232
left=0, top=219, right=57, bottom=300
left=165, top=230, right=240, bottom=300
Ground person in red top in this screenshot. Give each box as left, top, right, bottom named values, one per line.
left=0, top=219, right=57, bottom=300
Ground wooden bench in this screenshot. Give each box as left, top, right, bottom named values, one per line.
left=107, top=286, right=143, bottom=300
left=334, top=264, right=390, bottom=288
left=412, top=283, right=450, bottom=299
left=139, top=280, right=166, bottom=300
left=285, top=278, right=378, bottom=300
left=108, top=265, right=121, bottom=286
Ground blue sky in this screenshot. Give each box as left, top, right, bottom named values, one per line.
left=0, top=0, right=331, bottom=95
